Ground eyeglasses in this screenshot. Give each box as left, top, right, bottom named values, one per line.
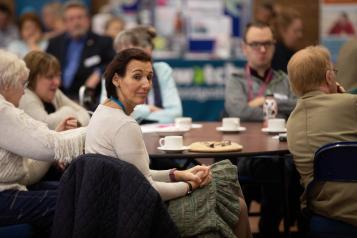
left=246, top=41, right=275, bottom=50
left=23, top=80, right=29, bottom=88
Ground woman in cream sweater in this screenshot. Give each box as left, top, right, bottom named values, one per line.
left=86, top=48, right=251, bottom=237
left=19, top=51, right=90, bottom=129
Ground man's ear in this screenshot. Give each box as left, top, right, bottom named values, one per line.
left=325, top=70, right=334, bottom=86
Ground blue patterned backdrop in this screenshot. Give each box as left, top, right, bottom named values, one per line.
left=15, top=0, right=91, bottom=17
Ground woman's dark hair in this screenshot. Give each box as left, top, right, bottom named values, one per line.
left=18, top=12, right=43, bottom=34
left=104, top=48, right=152, bottom=99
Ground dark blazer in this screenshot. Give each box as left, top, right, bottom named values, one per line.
left=271, top=41, right=295, bottom=73
left=46, top=32, right=115, bottom=99
left=51, top=154, right=180, bottom=238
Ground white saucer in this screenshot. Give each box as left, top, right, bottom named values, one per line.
left=175, top=124, right=202, bottom=129
left=157, top=146, right=189, bottom=153
left=261, top=128, right=287, bottom=134
left=216, top=126, right=247, bottom=133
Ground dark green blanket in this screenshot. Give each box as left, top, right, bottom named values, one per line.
left=168, top=160, right=242, bottom=238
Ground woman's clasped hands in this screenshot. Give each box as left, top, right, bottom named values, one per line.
left=174, top=165, right=212, bottom=191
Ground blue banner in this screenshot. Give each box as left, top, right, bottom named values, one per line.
left=157, top=58, right=246, bottom=121
left=15, top=0, right=91, bottom=16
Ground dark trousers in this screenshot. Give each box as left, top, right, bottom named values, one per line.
left=237, top=156, right=303, bottom=238
left=0, top=182, right=59, bottom=238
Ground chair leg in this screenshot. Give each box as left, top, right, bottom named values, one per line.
left=280, top=155, right=291, bottom=238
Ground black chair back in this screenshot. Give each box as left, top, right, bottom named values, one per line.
left=314, top=141, right=357, bottom=182
left=307, top=141, right=357, bottom=238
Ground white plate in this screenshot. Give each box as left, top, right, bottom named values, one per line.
left=216, top=126, right=247, bottom=133
left=157, top=146, right=189, bottom=153
left=156, top=127, right=190, bottom=136
left=261, top=128, right=287, bottom=133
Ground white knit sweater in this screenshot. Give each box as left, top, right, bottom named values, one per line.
left=0, top=94, right=86, bottom=191
left=19, top=89, right=90, bottom=130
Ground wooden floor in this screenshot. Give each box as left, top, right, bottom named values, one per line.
left=249, top=201, right=301, bottom=237
left=249, top=201, right=260, bottom=234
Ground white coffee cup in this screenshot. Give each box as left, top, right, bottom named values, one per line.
left=159, top=136, right=183, bottom=149
left=175, top=117, right=192, bottom=130
left=222, top=117, right=240, bottom=130
left=267, top=118, right=286, bottom=131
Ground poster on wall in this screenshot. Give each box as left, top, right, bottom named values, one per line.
left=182, top=0, right=251, bottom=58
left=320, top=0, right=357, bottom=62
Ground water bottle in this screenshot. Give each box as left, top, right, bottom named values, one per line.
left=263, top=94, right=278, bottom=127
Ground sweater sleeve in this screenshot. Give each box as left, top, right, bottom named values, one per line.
left=21, top=159, right=52, bottom=185
left=55, top=90, right=90, bottom=127
left=0, top=100, right=86, bottom=162
left=146, top=62, right=182, bottom=123
left=112, top=121, right=187, bottom=201
left=20, top=90, right=90, bottom=129
left=225, top=74, right=264, bottom=121
left=150, top=169, right=171, bottom=182
left=131, top=104, right=151, bottom=122
left=19, top=89, right=75, bottom=129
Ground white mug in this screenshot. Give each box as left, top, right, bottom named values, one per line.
left=175, top=117, right=192, bottom=130
left=267, top=118, right=286, bottom=130
left=159, top=136, right=183, bottom=149
left=222, top=117, right=240, bottom=130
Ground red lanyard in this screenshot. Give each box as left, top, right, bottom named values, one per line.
left=245, top=64, right=273, bottom=101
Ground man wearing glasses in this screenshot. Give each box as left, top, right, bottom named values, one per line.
left=287, top=46, right=357, bottom=228
left=225, top=22, right=296, bottom=121
left=224, top=22, right=298, bottom=238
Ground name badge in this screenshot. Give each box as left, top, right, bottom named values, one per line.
left=84, top=55, right=101, bottom=68
left=273, top=93, right=288, bottom=100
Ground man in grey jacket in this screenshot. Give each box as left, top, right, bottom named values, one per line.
left=225, top=22, right=296, bottom=121
left=224, top=22, right=301, bottom=238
